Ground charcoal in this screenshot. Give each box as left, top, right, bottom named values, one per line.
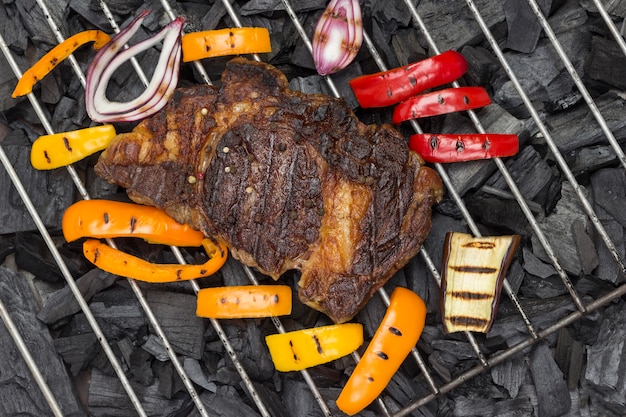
left=0, top=267, right=85, bottom=416
left=583, top=301, right=626, bottom=412
left=0, top=234, right=15, bottom=265
left=492, top=396, right=535, bottom=417
left=548, top=91, right=626, bottom=152
left=466, top=195, right=531, bottom=236
left=37, top=268, right=116, bottom=324
left=128, top=343, right=154, bottom=386
left=0, top=3, right=29, bottom=54
left=289, top=63, right=361, bottom=109
left=14, top=0, right=70, bottom=47
left=490, top=353, right=527, bottom=398
left=590, top=167, right=626, bottom=227
left=523, top=246, right=557, bottom=279
left=370, top=17, right=401, bottom=70
left=580, top=0, right=626, bottom=17
left=531, top=182, right=597, bottom=276
left=221, top=319, right=274, bottom=381
left=145, top=290, right=204, bottom=360
left=14, top=231, right=89, bottom=283
left=452, top=395, right=495, bottom=416
left=592, top=207, right=625, bottom=285
left=564, top=144, right=619, bottom=177
left=503, top=0, right=553, bottom=53
left=494, top=26, right=591, bottom=115
left=549, top=0, right=589, bottom=35
left=88, top=285, right=148, bottom=340
left=240, top=0, right=326, bottom=15
left=281, top=379, right=327, bottom=417
left=183, top=357, right=217, bottom=392
left=529, top=341, right=571, bottom=417
left=372, top=0, right=413, bottom=37
left=586, top=35, right=626, bottom=90
left=485, top=145, right=560, bottom=209
left=571, top=218, right=598, bottom=275
left=88, top=367, right=188, bottom=417
left=0, top=127, right=75, bottom=234
left=54, top=332, right=99, bottom=375
left=68, top=0, right=113, bottom=30
left=461, top=45, right=502, bottom=87
left=415, top=0, right=505, bottom=51
left=391, top=29, right=426, bottom=67
left=555, top=328, right=585, bottom=390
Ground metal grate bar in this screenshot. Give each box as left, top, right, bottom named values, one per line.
left=589, top=0, right=626, bottom=57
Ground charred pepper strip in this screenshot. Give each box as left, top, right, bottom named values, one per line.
left=409, top=133, right=519, bottom=163
left=62, top=199, right=205, bottom=247
left=392, top=86, right=492, bottom=124
left=82, top=238, right=227, bottom=283
left=349, top=50, right=468, bottom=108
left=441, top=232, right=521, bottom=333
left=12, top=30, right=111, bottom=98
left=336, top=287, right=426, bottom=416
left=265, top=323, right=363, bottom=372
left=30, top=125, right=116, bottom=170
left=196, top=285, right=292, bottom=319
left=181, top=28, right=271, bottom=62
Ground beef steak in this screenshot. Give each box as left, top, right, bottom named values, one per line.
left=95, top=57, right=443, bottom=323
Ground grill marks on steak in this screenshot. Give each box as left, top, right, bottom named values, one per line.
left=95, top=58, right=443, bottom=323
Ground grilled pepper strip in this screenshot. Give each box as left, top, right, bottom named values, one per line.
left=196, top=285, right=292, bottom=319
left=392, top=86, right=492, bottom=124
left=409, top=133, right=519, bottom=163
left=349, top=50, right=468, bottom=108
left=336, top=287, right=426, bottom=416
left=63, top=199, right=205, bottom=247
left=12, top=30, right=111, bottom=98
left=265, top=323, right=363, bottom=372
left=181, top=28, right=271, bottom=62
left=441, top=232, right=521, bottom=333
left=30, top=124, right=116, bottom=170
left=82, top=238, right=227, bottom=283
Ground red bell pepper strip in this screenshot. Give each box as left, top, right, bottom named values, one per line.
left=392, top=86, right=492, bottom=124
left=349, top=50, right=468, bottom=108
left=409, top=133, right=519, bottom=163
left=335, top=287, right=427, bottom=415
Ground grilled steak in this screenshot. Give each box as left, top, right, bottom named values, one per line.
left=95, top=57, right=443, bottom=323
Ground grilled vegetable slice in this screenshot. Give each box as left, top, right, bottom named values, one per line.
left=82, top=238, right=227, bottom=283
left=63, top=200, right=205, bottom=247
left=441, top=232, right=521, bottom=333
left=12, top=30, right=111, bottom=98
left=392, top=86, right=492, bottom=124
left=265, top=323, right=363, bottom=372
left=196, top=285, right=292, bottom=318
left=336, top=287, right=426, bottom=415
left=409, top=133, right=519, bottom=163
left=30, top=125, right=116, bottom=170
left=349, top=50, right=468, bottom=108
left=181, top=28, right=271, bottom=62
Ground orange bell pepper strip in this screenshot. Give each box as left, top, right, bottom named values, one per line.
left=30, top=124, right=117, bottom=170
left=196, top=285, right=292, bottom=319
left=82, top=238, right=227, bottom=283
left=63, top=200, right=205, bottom=247
left=181, top=27, right=271, bottom=62
left=336, top=287, right=427, bottom=416
left=12, top=30, right=111, bottom=97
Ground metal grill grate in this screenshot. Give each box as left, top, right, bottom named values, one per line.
left=1, top=0, right=625, bottom=416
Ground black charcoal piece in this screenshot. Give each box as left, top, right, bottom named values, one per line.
left=0, top=267, right=85, bottom=416
left=53, top=332, right=99, bottom=375
left=0, top=234, right=14, bottom=265
left=0, top=127, right=75, bottom=234
left=565, top=145, right=618, bottom=177
left=88, top=368, right=187, bottom=417
left=583, top=301, right=626, bottom=409
left=531, top=182, right=597, bottom=276
left=145, top=290, right=205, bottom=360
left=490, top=353, right=527, bottom=398
left=586, top=35, right=626, bottom=90
left=38, top=268, right=116, bottom=324
left=240, top=0, right=325, bottom=15
left=183, top=357, right=217, bottom=392
left=529, top=342, right=571, bottom=417
left=222, top=320, right=274, bottom=381
left=590, top=167, right=626, bottom=228
left=503, top=0, right=553, bottom=53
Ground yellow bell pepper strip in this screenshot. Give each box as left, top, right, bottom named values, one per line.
left=62, top=199, right=205, bottom=247
left=196, top=285, right=292, bottom=319
left=181, top=28, right=271, bottom=62
left=30, top=124, right=116, bottom=170
left=336, top=287, right=427, bottom=416
left=12, top=30, right=111, bottom=98
left=265, top=323, right=363, bottom=372
left=82, top=238, right=228, bottom=283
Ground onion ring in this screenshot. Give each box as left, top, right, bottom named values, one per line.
left=85, top=11, right=184, bottom=123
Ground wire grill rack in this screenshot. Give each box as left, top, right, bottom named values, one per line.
left=1, top=0, right=625, bottom=416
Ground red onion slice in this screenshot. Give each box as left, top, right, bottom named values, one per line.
left=85, top=11, right=184, bottom=123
